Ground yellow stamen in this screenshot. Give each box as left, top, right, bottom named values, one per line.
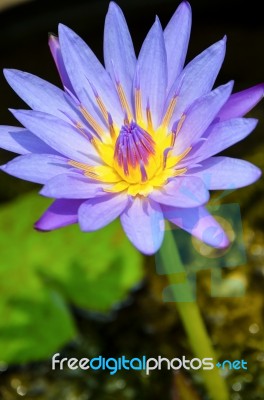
left=108, top=120, right=116, bottom=140
left=146, top=106, right=153, bottom=132
left=127, top=183, right=153, bottom=197
left=135, top=88, right=143, bottom=122
left=69, top=160, right=121, bottom=183
left=80, top=106, right=105, bottom=136
left=162, top=96, right=177, bottom=128
left=117, top=83, right=133, bottom=121
left=68, top=160, right=94, bottom=173
left=170, top=113, right=186, bottom=146
left=172, top=167, right=188, bottom=177
left=176, top=146, right=192, bottom=163
left=176, top=114, right=186, bottom=136
left=95, top=96, right=108, bottom=123
left=75, top=121, right=90, bottom=139
left=166, top=146, right=192, bottom=169
left=104, top=181, right=129, bottom=193
left=92, top=139, right=114, bottom=166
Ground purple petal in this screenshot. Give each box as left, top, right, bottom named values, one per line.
left=0, top=126, right=59, bottom=155
left=0, top=154, right=71, bottom=184
left=104, top=2, right=136, bottom=107
left=78, top=193, right=128, bottom=231
left=174, top=81, right=233, bottom=154
left=187, top=156, right=262, bottom=189
left=164, top=1, right=192, bottom=90
left=58, top=24, right=123, bottom=125
left=48, top=34, right=75, bottom=93
left=163, top=205, right=230, bottom=248
left=184, top=118, right=258, bottom=164
left=120, top=197, right=164, bottom=255
left=35, top=199, right=83, bottom=231
left=217, top=83, right=264, bottom=121
left=165, top=37, right=226, bottom=127
left=149, top=176, right=209, bottom=207
left=11, top=109, right=101, bottom=164
left=4, top=69, right=79, bottom=123
left=40, top=173, right=106, bottom=199
left=136, top=17, right=167, bottom=128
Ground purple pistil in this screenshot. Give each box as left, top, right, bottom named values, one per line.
left=114, top=122, right=155, bottom=181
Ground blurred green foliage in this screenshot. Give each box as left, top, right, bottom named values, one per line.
left=0, top=192, right=143, bottom=364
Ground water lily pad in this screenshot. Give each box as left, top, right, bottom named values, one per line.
left=0, top=192, right=143, bottom=363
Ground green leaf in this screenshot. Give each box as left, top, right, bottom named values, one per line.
left=0, top=288, right=76, bottom=364
left=0, top=192, right=143, bottom=364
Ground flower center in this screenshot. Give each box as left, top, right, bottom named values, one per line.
left=68, top=83, right=191, bottom=196
left=114, top=122, right=156, bottom=183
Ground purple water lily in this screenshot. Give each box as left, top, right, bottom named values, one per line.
left=0, top=1, right=262, bottom=255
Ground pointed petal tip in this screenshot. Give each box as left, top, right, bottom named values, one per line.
left=127, top=230, right=163, bottom=256
left=202, top=224, right=230, bottom=249
left=58, top=23, right=71, bottom=36
left=211, top=36, right=227, bottom=49
left=58, top=23, right=67, bottom=33
left=179, top=1, right=192, bottom=11
left=107, top=1, right=125, bottom=20
left=3, top=68, right=17, bottom=80
left=34, top=220, right=50, bottom=232
left=217, top=83, right=264, bottom=121
left=216, top=234, right=230, bottom=250
left=154, top=15, right=162, bottom=29
left=199, top=227, right=230, bottom=249
left=209, top=36, right=227, bottom=47
left=39, top=187, right=49, bottom=197
left=8, top=107, right=16, bottom=115
left=224, top=80, right=234, bottom=93
left=8, top=108, right=23, bottom=119
left=108, top=1, right=121, bottom=12
left=9, top=108, right=31, bottom=118
left=48, top=32, right=58, bottom=41
left=3, top=67, right=11, bottom=75
left=48, top=32, right=57, bottom=38
left=4, top=69, right=33, bottom=87
left=253, top=166, right=262, bottom=181
left=140, top=246, right=161, bottom=256
left=248, top=117, right=259, bottom=129
left=256, top=83, right=264, bottom=97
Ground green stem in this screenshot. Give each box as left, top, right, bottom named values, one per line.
left=159, top=229, right=229, bottom=400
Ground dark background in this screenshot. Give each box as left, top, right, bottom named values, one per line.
left=1, top=0, right=264, bottom=201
